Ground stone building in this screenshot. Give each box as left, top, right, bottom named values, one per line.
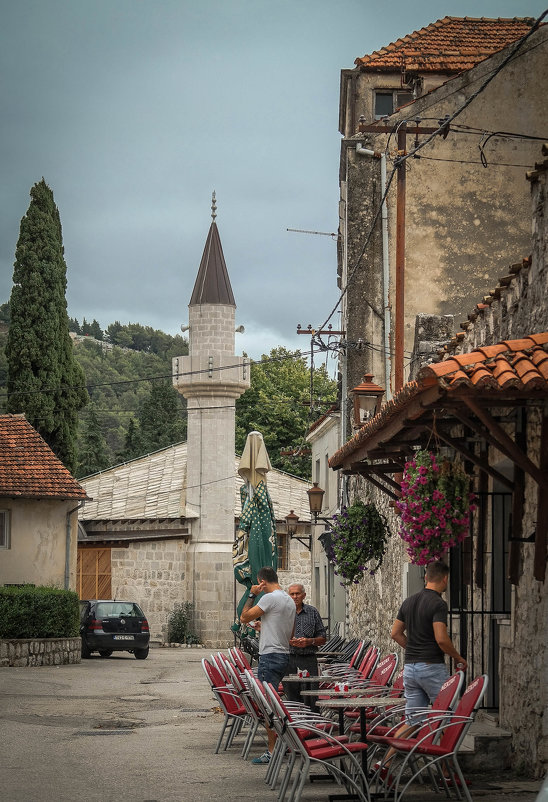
left=329, top=143, right=548, bottom=776
left=78, top=202, right=313, bottom=646
left=337, top=16, right=547, bottom=403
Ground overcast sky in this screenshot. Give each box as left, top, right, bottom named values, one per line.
left=1, top=0, right=544, bottom=361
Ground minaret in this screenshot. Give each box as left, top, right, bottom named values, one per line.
left=173, top=193, right=250, bottom=647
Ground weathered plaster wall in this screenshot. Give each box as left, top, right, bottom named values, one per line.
left=0, top=499, right=78, bottom=589
left=110, top=538, right=189, bottom=643
left=340, top=27, right=548, bottom=388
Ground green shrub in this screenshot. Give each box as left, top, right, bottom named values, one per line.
left=0, top=585, right=79, bottom=639
left=167, top=601, right=200, bottom=644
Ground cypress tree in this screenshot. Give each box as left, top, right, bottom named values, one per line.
left=137, top=380, right=186, bottom=453
left=6, top=179, right=88, bottom=471
left=76, top=404, right=110, bottom=478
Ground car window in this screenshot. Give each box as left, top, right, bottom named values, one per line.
left=96, top=602, right=144, bottom=618
left=79, top=601, right=89, bottom=622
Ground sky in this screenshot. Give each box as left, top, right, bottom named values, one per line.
left=1, top=0, right=545, bottom=362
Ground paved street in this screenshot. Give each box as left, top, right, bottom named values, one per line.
left=0, top=647, right=541, bottom=802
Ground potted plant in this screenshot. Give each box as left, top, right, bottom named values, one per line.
left=327, top=499, right=390, bottom=585
left=396, top=450, right=476, bottom=565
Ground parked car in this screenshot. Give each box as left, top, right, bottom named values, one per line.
left=79, top=599, right=150, bottom=659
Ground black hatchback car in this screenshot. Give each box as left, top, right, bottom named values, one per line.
left=79, top=600, right=150, bottom=659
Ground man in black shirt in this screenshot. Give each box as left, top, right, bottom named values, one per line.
left=391, top=560, right=467, bottom=723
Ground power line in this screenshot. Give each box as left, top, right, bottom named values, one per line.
left=311, top=8, right=547, bottom=347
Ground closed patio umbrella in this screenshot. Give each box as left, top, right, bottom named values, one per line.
left=232, top=431, right=278, bottom=629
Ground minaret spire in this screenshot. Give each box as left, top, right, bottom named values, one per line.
left=211, top=190, right=217, bottom=222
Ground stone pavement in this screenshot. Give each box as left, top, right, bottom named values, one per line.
left=0, top=646, right=542, bottom=802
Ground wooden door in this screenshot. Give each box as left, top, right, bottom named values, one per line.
left=77, top=547, right=112, bottom=599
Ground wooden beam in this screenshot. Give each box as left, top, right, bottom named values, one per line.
left=463, top=398, right=548, bottom=489
left=369, top=470, right=402, bottom=492
left=432, top=426, right=514, bottom=490
left=362, top=473, right=400, bottom=501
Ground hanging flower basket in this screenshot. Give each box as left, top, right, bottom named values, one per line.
left=396, top=450, right=476, bottom=565
left=327, top=500, right=390, bottom=586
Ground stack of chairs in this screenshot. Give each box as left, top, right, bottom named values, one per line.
left=367, top=670, right=489, bottom=800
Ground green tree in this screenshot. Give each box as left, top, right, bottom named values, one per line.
left=137, top=380, right=187, bottom=453
left=6, top=179, right=88, bottom=471
left=76, top=403, right=110, bottom=477
left=0, top=302, right=10, bottom=324
left=236, top=347, right=337, bottom=479
left=89, top=319, right=103, bottom=340
left=117, top=417, right=145, bottom=462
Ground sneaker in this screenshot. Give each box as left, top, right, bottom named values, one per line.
left=252, top=751, right=271, bottom=764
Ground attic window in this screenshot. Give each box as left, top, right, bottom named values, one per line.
left=374, top=90, right=414, bottom=119
left=0, top=510, right=10, bottom=549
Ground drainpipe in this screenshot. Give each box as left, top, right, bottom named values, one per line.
left=65, top=501, right=85, bottom=590
left=355, top=143, right=392, bottom=400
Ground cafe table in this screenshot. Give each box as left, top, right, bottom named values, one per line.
left=316, top=696, right=402, bottom=802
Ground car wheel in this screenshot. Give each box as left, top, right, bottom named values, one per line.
left=99, top=650, right=113, bottom=658
left=81, top=638, right=92, bottom=659
left=134, top=647, right=149, bottom=660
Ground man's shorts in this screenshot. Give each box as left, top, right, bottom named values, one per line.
left=258, top=652, right=289, bottom=686
left=403, top=662, right=448, bottom=724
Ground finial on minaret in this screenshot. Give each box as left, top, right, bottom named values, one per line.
left=211, top=190, right=217, bottom=222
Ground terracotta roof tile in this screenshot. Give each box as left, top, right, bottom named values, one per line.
left=356, top=17, right=535, bottom=73
left=0, top=415, right=87, bottom=499
left=330, top=332, right=548, bottom=468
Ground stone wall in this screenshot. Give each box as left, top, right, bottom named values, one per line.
left=110, top=539, right=189, bottom=643
left=0, top=637, right=81, bottom=667
left=345, top=478, right=407, bottom=662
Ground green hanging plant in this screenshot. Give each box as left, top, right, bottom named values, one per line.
left=326, top=500, right=390, bottom=586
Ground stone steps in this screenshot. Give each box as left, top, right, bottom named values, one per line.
left=460, top=711, right=512, bottom=772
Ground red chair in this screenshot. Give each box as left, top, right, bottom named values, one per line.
left=368, top=670, right=464, bottom=753
left=320, top=640, right=369, bottom=677
left=201, top=657, right=248, bottom=753
left=391, top=674, right=489, bottom=801
left=262, top=681, right=371, bottom=802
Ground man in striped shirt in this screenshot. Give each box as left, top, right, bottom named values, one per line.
left=283, top=584, right=326, bottom=703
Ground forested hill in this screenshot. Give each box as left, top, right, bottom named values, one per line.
left=0, top=315, right=337, bottom=481
left=0, top=318, right=190, bottom=477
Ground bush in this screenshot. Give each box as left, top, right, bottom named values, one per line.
left=167, top=601, right=200, bottom=644
left=0, top=585, right=79, bottom=639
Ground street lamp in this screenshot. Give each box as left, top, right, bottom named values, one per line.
left=285, top=509, right=311, bottom=550
left=307, top=482, right=326, bottom=523
left=351, top=373, right=385, bottom=429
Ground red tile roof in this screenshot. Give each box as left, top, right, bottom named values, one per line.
left=0, top=415, right=87, bottom=499
left=355, top=17, right=535, bottom=73
left=330, top=333, right=548, bottom=468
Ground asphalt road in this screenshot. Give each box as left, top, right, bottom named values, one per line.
left=0, top=647, right=541, bottom=802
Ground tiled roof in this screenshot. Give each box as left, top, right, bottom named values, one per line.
left=330, top=333, right=548, bottom=468
left=420, top=333, right=548, bottom=389
left=0, top=415, right=87, bottom=499
left=355, top=17, right=535, bottom=73
left=79, top=442, right=312, bottom=522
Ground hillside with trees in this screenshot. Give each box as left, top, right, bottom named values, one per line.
left=0, top=326, right=336, bottom=480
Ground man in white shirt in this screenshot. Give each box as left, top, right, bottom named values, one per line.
left=240, top=566, right=295, bottom=764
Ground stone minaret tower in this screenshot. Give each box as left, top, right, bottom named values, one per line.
left=173, top=193, right=250, bottom=647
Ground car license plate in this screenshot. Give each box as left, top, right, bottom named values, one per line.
left=113, top=635, right=133, bottom=640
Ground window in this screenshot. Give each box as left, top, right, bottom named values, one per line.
left=374, top=90, right=415, bottom=119
left=0, top=511, right=10, bottom=548
left=277, top=531, right=289, bottom=571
